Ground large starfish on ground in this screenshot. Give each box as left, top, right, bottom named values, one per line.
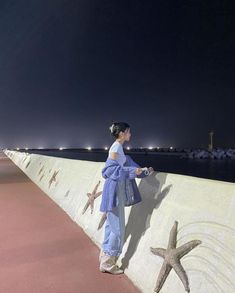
left=82, top=180, right=102, bottom=214
left=150, top=221, right=201, bottom=293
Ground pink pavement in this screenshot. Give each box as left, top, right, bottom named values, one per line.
left=0, top=152, right=140, bottom=293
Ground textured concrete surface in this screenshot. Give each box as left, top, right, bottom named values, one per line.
left=5, top=150, right=235, bottom=293
left=0, top=152, right=140, bottom=293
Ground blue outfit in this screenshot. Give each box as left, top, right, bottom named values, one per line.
left=100, top=155, right=147, bottom=212
left=108, top=140, right=126, bottom=166
left=100, top=154, right=148, bottom=257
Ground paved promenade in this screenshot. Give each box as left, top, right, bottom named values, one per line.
left=0, top=152, right=139, bottom=293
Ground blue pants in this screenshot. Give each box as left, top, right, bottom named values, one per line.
left=101, top=179, right=125, bottom=257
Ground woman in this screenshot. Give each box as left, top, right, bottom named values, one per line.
left=99, top=122, right=154, bottom=274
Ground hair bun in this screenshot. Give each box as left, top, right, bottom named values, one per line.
left=108, top=121, right=130, bottom=139
left=109, top=122, right=116, bottom=133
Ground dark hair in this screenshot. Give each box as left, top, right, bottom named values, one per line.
left=109, top=122, right=130, bottom=139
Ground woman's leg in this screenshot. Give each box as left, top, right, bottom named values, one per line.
left=101, top=218, right=111, bottom=251
left=100, top=180, right=125, bottom=273
left=101, top=180, right=125, bottom=256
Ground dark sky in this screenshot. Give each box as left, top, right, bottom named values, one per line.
left=0, top=0, right=234, bottom=149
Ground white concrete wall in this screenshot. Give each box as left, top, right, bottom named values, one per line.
left=4, top=150, right=235, bottom=293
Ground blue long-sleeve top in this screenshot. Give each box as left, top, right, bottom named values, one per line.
left=100, top=154, right=148, bottom=212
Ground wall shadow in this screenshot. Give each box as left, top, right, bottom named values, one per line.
left=120, top=172, right=172, bottom=270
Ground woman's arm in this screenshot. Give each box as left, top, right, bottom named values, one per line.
left=125, top=155, right=154, bottom=178
left=109, top=152, right=118, bottom=160
left=109, top=152, right=142, bottom=176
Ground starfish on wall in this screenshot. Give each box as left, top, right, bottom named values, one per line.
left=25, top=160, right=31, bottom=168
left=150, top=221, right=201, bottom=293
left=39, top=173, right=45, bottom=181
left=38, top=166, right=44, bottom=176
left=82, top=180, right=102, bottom=214
left=22, top=157, right=27, bottom=163
left=97, top=213, right=107, bottom=230
left=49, top=170, right=59, bottom=188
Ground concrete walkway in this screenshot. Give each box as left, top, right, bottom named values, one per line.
left=0, top=152, right=140, bottom=293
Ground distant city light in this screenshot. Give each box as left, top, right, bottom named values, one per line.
left=170, top=146, right=173, bottom=149
left=25, top=148, right=28, bottom=150
left=104, top=147, right=108, bottom=150
left=127, top=147, right=130, bottom=150
left=148, top=146, right=153, bottom=150
left=16, top=147, right=19, bottom=150
left=59, top=147, right=64, bottom=150
left=87, top=147, right=92, bottom=150
left=157, top=147, right=160, bottom=149
left=38, top=147, right=44, bottom=149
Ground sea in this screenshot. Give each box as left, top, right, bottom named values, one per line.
left=22, top=149, right=235, bottom=184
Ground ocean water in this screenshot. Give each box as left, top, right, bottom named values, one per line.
left=23, top=149, right=235, bottom=183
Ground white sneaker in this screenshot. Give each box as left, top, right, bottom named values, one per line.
left=99, top=250, right=118, bottom=262
left=100, top=264, right=124, bottom=274
left=99, top=253, right=123, bottom=274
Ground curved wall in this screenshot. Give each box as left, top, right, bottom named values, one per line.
left=4, top=150, right=235, bottom=293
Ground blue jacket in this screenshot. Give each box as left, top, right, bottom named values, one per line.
left=100, top=155, right=148, bottom=212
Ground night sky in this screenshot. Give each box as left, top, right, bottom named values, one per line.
left=0, top=0, right=234, bottom=149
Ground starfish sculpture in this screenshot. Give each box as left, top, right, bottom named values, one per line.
left=150, top=221, right=201, bottom=293
left=82, top=180, right=102, bottom=214
left=22, top=157, right=27, bottom=163
left=97, top=213, right=107, bottom=230
left=39, top=173, right=45, bottom=181
left=64, top=190, right=70, bottom=197
left=26, top=160, right=31, bottom=168
left=38, top=166, right=44, bottom=176
left=49, top=170, right=59, bottom=188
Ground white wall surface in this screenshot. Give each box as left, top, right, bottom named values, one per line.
left=4, top=150, right=235, bottom=293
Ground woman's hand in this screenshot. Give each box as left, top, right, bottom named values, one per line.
left=148, top=167, right=154, bottom=173
left=135, top=168, right=143, bottom=175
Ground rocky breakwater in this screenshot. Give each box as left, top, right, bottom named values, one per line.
left=181, top=148, right=235, bottom=159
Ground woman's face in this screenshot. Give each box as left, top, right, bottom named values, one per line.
left=123, top=128, right=131, bottom=141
